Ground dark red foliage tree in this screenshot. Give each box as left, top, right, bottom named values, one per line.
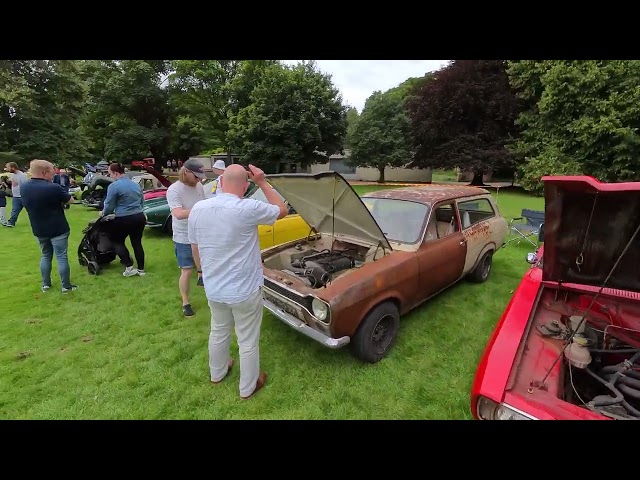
left=407, top=60, right=522, bottom=185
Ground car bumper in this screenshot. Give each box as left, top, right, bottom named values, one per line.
left=145, top=222, right=163, bottom=228
left=263, top=297, right=350, bottom=349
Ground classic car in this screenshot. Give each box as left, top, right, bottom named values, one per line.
left=82, top=171, right=171, bottom=209
left=143, top=182, right=311, bottom=250
left=260, top=171, right=509, bottom=363
left=142, top=179, right=256, bottom=233
left=471, top=175, right=640, bottom=420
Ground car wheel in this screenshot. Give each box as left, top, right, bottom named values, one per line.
left=351, top=301, right=400, bottom=363
left=469, top=251, right=493, bottom=283
left=161, top=216, right=172, bottom=234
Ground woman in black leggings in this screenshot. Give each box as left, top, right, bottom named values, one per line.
left=101, top=162, right=147, bottom=276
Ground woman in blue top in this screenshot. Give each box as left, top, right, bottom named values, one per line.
left=101, top=162, right=147, bottom=277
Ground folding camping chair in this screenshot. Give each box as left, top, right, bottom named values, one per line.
left=507, top=209, right=544, bottom=247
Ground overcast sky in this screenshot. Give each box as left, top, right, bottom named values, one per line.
left=281, top=60, right=450, bottom=112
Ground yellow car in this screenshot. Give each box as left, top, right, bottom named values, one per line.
left=251, top=187, right=312, bottom=250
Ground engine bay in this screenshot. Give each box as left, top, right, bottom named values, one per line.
left=536, top=292, right=640, bottom=420
left=262, top=236, right=376, bottom=288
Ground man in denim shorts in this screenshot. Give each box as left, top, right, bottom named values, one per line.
left=166, top=159, right=206, bottom=317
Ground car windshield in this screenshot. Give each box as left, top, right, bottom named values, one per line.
left=360, top=197, right=429, bottom=244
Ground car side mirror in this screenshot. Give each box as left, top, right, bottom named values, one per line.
left=526, top=252, right=538, bottom=265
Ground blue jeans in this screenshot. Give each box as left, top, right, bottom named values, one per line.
left=37, top=231, right=72, bottom=289
left=8, top=196, right=23, bottom=225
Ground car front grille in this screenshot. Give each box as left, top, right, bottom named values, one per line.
left=264, top=278, right=314, bottom=313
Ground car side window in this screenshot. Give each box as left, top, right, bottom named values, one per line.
left=457, top=198, right=495, bottom=230
left=425, top=203, right=460, bottom=241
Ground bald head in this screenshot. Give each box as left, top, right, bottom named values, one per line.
left=30, top=159, right=55, bottom=180
left=221, top=164, right=250, bottom=197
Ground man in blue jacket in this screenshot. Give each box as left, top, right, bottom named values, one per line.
left=20, top=159, right=77, bottom=293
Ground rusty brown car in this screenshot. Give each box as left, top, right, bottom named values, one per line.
left=261, top=172, right=509, bottom=363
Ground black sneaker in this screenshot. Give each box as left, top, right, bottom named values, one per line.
left=182, top=304, right=195, bottom=317
left=197, top=276, right=204, bottom=287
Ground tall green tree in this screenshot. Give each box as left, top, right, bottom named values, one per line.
left=349, top=78, right=422, bottom=182
left=168, top=60, right=242, bottom=152
left=407, top=60, right=522, bottom=185
left=1, top=60, right=90, bottom=166
left=507, top=60, right=640, bottom=192
left=80, top=60, right=174, bottom=163
left=226, top=61, right=347, bottom=172
left=343, top=106, right=359, bottom=150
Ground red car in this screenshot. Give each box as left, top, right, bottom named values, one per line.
left=471, top=175, right=640, bottom=420
left=141, top=165, right=172, bottom=200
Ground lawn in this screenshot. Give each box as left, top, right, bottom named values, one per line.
left=0, top=185, right=544, bottom=419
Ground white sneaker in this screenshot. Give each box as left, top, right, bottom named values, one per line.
left=123, top=266, right=138, bottom=277
left=137, top=269, right=146, bottom=276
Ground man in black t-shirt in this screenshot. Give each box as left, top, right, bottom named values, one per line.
left=21, top=160, right=78, bottom=293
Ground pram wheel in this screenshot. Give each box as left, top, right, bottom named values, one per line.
left=87, top=261, right=100, bottom=275
left=79, top=255, right=88, bottom=266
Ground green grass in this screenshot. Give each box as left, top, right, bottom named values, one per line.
left=0, top=187, right=543, bottom=419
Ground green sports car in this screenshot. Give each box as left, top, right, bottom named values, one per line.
left=143, top=179, right=257, bottom=234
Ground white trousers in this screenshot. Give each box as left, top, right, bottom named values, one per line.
left=0, top=206, right=5, bottom=223
left=208, top=287, right=263, bottom=397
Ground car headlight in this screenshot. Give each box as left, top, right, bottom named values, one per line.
left=476, top=396, right=533, bottom=420
left=311, top=297, right=329, bottom=321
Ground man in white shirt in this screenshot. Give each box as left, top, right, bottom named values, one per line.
left=166, top=159, right=207, bottom=318
left=188, top=163, right=287, bottom=399
left=3, top=162, right=29, bottom=227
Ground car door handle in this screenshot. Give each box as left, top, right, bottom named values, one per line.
left=264, top=229, right=272, bottom=233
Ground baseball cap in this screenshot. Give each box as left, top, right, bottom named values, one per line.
left=183, top=159, right=206, bottom=179
left=212, top=159, right=226, bottom=171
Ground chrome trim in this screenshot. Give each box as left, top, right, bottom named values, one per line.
left=263, top=276, right=331, bottom=325
left=263, top=298, right=349, bottom=349
left=502, top=403, right=538, bottom=420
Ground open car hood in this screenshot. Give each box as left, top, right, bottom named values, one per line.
left=143, top=166, right=172, bottom=188
left=542, top=175, right=640, bottom=293
left=266, top=171, right=391, bottom=250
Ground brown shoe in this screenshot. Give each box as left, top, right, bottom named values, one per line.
left=210, top=359, right=234, bottom=384
left=241, top=372, right=267, bottom=400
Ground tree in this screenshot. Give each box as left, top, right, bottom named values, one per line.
left=407, top=60, right=522, bottom=185
left=348, top=78, right=421, bottom=182
left=168, top=60, right=243, bottom=153
left=226, top=61, right=347, bottom=172
left=507, top=60, right=640, bottom=192
left=79, top=60, right=174, bottom=163
left=343, top=106, right=360, bottom=149
left=1, top=60, right=90, bottom=166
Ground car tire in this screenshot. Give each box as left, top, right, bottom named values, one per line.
left=351, top=301, right=400, bottom=363
left=469, top=251, right=493, bottom=283
left=162, top=216, right=172, bottom=234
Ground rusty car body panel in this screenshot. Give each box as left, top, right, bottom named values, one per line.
left=261, top=172, right=508, bottom=362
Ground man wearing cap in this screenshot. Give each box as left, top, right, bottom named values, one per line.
left=166, top=158, right=207, bottom=318
left=205, top=159, right=226, bottom=198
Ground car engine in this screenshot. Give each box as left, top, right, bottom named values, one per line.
left=284, top=247, right=361, bottom=288
left=539, top=315, right=640, bottom=420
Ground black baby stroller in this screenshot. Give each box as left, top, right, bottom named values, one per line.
left=78, top=215, right=117, bottom=275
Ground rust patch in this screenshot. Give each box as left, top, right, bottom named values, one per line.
left=364, top=184, right=490, bottom=206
